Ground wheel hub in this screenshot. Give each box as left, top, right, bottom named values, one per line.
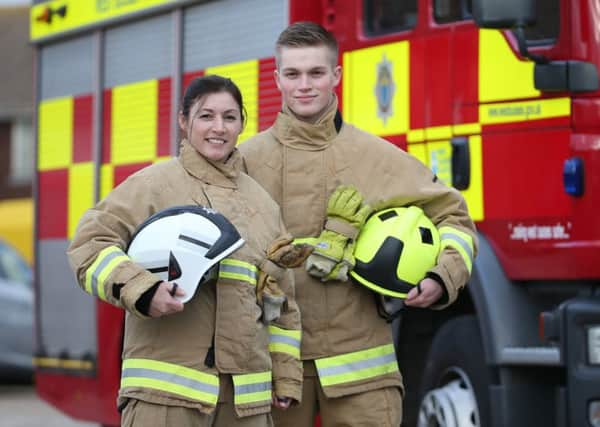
left=417, top=369, right=479, bottom=427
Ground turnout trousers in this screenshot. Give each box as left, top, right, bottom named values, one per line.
left=272, top=361, right=402, bottom=427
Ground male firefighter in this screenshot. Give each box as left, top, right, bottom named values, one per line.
left=239, top=21, right=477, bottom=426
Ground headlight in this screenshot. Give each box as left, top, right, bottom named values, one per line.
left=588, top=325, right=600, bottom=365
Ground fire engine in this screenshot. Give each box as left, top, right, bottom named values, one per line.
left=29, top=0, right=600, bottom=426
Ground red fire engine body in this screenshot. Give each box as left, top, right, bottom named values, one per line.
left=30, top=0, right=600, bottom=426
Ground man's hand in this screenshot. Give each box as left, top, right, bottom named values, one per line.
left=404, top=277, right=443, bottom=308
left=148, top=281, right=185, bottom=317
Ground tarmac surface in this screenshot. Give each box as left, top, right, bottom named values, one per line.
left=0, top=384, right=98, bottom=427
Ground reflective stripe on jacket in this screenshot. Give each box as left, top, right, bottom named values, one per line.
left=121, top=358, right=272, bottom=409
left=315, top=344, right=398, bottom=388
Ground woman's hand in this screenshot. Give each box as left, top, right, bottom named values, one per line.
left=272, top=394, right=294, bottom=410
left=148, top=281, right=186, bottom=318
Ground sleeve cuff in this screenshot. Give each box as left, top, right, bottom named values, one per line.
left=119, top=270, right=163, bottom=318
left=425, top=271, right=448, bottom=306
left=325, top=218, right=359, bottom=240
left=134, top=281, right=162, bottom=316
left=427, top=265, right=456, bottom=310
left=273, top=379, right=302, bottom=403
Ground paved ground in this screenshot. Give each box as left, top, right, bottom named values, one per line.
left=0, top=384, right=98, bottom=427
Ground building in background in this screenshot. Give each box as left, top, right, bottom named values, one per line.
left=0, top=4, right=34, bottom=264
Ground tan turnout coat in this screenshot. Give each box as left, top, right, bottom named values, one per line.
left=239, top=99, right=478, bottom=398
left=67, top=140, right=302, bottom=417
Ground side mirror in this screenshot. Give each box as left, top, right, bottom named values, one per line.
left=472, top=0, right=535, bottom=29
left=472, top=0, right=545, bottom=65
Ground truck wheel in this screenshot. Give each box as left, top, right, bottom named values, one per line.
left=416, top=315, right=490, bottom=427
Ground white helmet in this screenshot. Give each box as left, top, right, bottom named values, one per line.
left=127, top=205, right=244, bottom=303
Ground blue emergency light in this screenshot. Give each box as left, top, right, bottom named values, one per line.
left=563, top=157, right=584, bottom=197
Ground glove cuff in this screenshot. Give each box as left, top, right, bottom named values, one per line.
left=325, top=218, right=360, bottom=240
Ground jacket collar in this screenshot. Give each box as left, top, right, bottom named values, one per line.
left=272, top=95, right=341, bottom=151
left=178, top=139, right=239, bottom=188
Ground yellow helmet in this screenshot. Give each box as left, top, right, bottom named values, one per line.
left=350, top=206, right=440, bottom=298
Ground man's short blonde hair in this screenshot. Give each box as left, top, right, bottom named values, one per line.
left=275, top=21, right=339, bottom=69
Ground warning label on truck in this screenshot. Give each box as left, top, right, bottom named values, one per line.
left=509, top=222, right=571, bottom=242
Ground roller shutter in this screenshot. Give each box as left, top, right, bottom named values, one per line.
left=37, top=35, right=96, bottom=361
left=183, top=0, right=287, bottom=140
left=104, top=14, right=173, bottom=88
left=183, top=0, right=287, bottom=72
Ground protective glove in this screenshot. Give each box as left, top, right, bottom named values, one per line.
left=256, top=272, right=287, bottom=324
left=305, top=230, right=349, bottom=278
left=326, top=185, right=372, bottom=231
left=306, top=185, right=372, bottom=281
left=266, top=235, right=314, bottom=268
left=256, top=236, right=313, bottom=323
left=322, top=240, right=355, bottom=282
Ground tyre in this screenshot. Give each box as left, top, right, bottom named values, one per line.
left=417, top=315, right=490, bottom=427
